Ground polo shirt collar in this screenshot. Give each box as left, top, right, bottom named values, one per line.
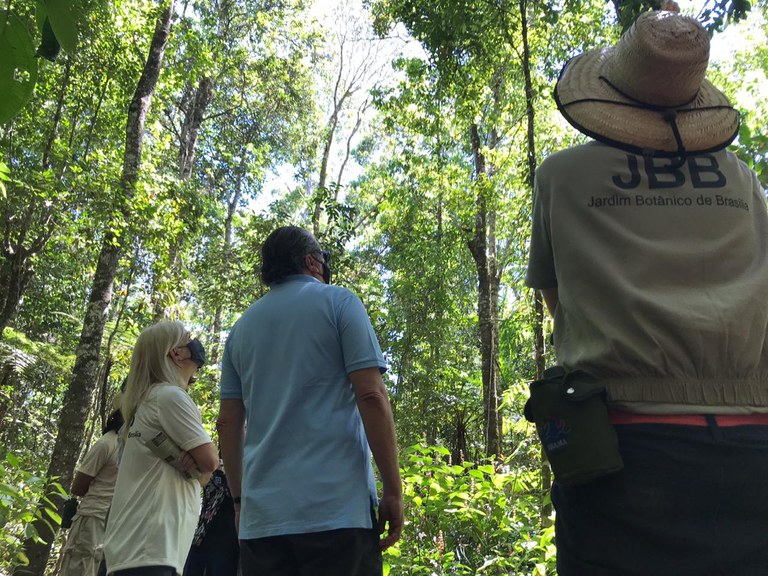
left=278, top=274, right=321, bottom=285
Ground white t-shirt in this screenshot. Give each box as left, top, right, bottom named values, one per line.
left=75, top=430, right=119, bottom=519
left=104, top=383, right=211, bottom=575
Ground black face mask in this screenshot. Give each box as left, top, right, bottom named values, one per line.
left=317, top=250, right=332, bottom=284
left=186, top=339, right=206, bottom=368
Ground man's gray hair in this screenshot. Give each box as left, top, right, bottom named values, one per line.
left=261, top=226, right=320, bottom=285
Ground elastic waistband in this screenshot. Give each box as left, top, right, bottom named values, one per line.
left=609, top=409, right=768, bottom=428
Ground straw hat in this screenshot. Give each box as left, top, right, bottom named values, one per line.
left=554, top=10, right=740, bottom=157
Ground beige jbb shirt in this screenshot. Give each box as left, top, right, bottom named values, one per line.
left=527, top=142, right=768, bottom=410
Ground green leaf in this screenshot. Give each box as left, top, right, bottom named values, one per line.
left=36, top=17, right=61, bottom=61
left=44, top=0, right=79, bottom=53
left=0, top=11, right=39, bottom=125
left=23, top=523, right=36, bottom=539
left=5, top=452, right=20, bottom=468
left=44, top=507, right=61, bottom=524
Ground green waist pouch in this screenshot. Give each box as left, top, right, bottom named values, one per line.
left=524, top=367, right=623, bottom=486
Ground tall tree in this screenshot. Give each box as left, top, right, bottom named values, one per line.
left=372, top=0, right=524, bottom=456
left=16, top=4, right=176, bottom=573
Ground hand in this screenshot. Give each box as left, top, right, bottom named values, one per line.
left=177, top=450, right=198, bottom=473
left=377, top=492, right=404, bottom=550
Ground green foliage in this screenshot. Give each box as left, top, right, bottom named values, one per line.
left=707, top=10, right=768, bottom=183
left=0, top=0, right=94, bottom=123
left=699, top=0, right=753, bottom=32
left=0, top=0, right=765, bottom=571
left=0, top=10, right=39, bottom=124
left=384, top=445, right=555, bottom=575
left=41, top=0, right=82, bottom=54
left=0, top=160, right=9, bottom=199
left=0, top=450, right=66, bottom=572
left=0, top=329, right=74, bottom=461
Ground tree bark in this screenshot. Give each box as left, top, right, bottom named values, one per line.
left=468, top=122, right=502, bottom=458
left=210, top=174, right=242, bottom=366
left=517, top=0, right=552, bottom=525
left=15, top=4, right=175, bottom=574
left=0, top=56, right=69, bottom=338
left=179, top=77, right=214, bottom=180
left=152, top=76, right=214, bottom=320
left=0, top=206, right=55, bottom=338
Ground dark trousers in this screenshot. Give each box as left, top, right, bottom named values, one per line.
left=240, top=527, right=382, bottom=576
left=111, top=567, right=176, bottom=576
left=183, top=542, right=240, bottom=576
left=553, top=422, right=768, bottom=576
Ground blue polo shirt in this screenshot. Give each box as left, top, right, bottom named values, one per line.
left=220, top=275, right=387, bottom=539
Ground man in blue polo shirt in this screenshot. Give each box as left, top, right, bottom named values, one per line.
left=217, top=225, right=403, bottom=576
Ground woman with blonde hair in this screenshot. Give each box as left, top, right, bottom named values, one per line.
left=104, top=321, right=218, bottom=576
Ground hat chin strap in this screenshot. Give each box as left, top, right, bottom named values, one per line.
left=598, top=76, right=691, bottom=167
left=660, top=109, right=687, bottom=169
left=561, top=75, right=736, bottom=166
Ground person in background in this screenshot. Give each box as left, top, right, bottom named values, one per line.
left=182, top=463, right=239, bottom=576
left=58, top=409, right=123, bottom=576
left=526, top=7, right=768, bottom=576
left=104, top=321, right=218, bottom=576
left=217, top=226, right=403, bottom=576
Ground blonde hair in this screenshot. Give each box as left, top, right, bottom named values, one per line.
left=121, top=321, right=187, bottom=444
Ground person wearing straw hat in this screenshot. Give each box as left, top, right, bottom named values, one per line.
left=526, top=8, right=768, bottom=576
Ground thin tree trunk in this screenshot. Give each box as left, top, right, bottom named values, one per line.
left=518, top=0, right=551, bottom=525
left=179, top=77, right=214, bottom=180
left=468, top=122, right=502, bottom=458
left=151, top=76, right=214, bottom=320
left=210, top=175, right=242, bottom=366
left=15, top=5, right=175, bottom=574
left=0, top=54, right=68, bottom=337
left=42, top=58, right=72, bottom=169
left=0, top=211, right=54, bottom=338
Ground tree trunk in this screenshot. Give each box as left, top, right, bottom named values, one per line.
left=15, top=4, right=175, bottom=574
left=179, top=77, right=214, bottom=180
left=0, top=248, right=35, bottom=336
left=151, top=76, right=214, bottom=320
left=0, top=57, right=64, bottom=338
left=468, top=122, right=502, bottom=458
left=42, top=58, right=72, bottom=169
left=517, top=0, right=552, bottom=525
left=0, top=204, right=54, bottom=338
left=210, top=176, right=242, bottom=366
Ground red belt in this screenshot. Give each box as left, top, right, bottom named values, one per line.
left=609, top=409, right=768, bottom=428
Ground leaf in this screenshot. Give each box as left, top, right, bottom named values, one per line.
left=0, top=11, right=39, bottom=125
left=44, top=0, right=79, bottom=53
left=5, top=451, right=20, bottom=468
left=23, top=522, right=36, bottom=539
left=44, top=507, right=61, bottom=524
left=36, top=17, right=61, bottom=61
